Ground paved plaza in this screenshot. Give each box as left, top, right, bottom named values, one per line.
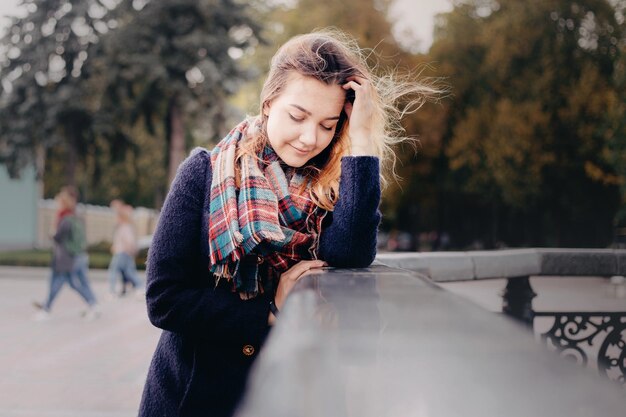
left=0, top=266, right=160, bottom=417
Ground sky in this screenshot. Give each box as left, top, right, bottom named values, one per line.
left=0, top=0, right=454, bottom=53
left=390, top=0, right=454, bottom=52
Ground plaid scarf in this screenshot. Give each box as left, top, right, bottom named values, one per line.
left=208, top=119, right=325, bottom=299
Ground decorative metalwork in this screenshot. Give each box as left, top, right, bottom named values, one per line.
left=535, top=312, right=626, bottom=387
left=502, top=277, right=536, bottom=325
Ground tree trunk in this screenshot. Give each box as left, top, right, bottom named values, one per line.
left=35, top=144, right=46, bottom=200
left=65, top=131, right=78, bottom=187
left=167, top=96, right=186, bottom=187
left=490, top=200, right=498, bottom=248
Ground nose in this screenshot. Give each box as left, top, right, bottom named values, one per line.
left=298, top=124, right=317, bottom=149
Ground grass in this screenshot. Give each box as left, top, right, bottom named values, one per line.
left=0, top=247, right=147, bottom=270
left=0, top=249, right=53, bottom=268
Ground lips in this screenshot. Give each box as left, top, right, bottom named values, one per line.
left=289, top=144, right=311, bottom=155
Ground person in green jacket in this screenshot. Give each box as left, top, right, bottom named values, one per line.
left=33, top=186, right=99, bottom=321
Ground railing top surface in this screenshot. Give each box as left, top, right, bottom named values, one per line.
left=376, top=248, right=626, bottom=281
left=236, top=264, right=625, bottom=417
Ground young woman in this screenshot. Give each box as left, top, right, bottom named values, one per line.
left=139, top=29, right=438, bottom=417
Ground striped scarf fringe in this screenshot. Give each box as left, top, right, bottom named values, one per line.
left=208, top=119, right=325, bottom=299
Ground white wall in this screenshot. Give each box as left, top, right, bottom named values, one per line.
left=0, top=165, right=38, bottom=249
left=37, top=200, right=159, bottom=248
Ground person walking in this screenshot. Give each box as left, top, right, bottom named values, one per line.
left=33, top=185, right=99, bottom=320
left=107, top=201, right=144, bottom=298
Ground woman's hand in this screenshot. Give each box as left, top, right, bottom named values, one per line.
left=343, top=75, right=376, bottom=156
left=269, top=259, right=327, bottom=324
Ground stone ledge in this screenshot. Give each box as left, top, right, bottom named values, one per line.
left=376, top=248, right=626, bottom=282
left=236, top=266, right=625, bottom=417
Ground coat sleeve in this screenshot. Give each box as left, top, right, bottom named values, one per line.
left=145, top=149, right=270, bottom=346
left=318, top=156, right=381, bottom=268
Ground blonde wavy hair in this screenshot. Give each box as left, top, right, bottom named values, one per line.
left=238, top=28, right=441, bottom=211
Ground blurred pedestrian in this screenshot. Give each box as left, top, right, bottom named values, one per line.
left=108, top=199, right=133, bottom=294
left=33, top=185, right=99, bottom=320
left=107, top=201, right=144, bottom=298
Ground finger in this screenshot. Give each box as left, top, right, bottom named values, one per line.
left=344, top=101, right=353, bottom=118
left=343, top=81, right=373, bottom=103
left=345, top=75, right=368, bottom=85
left=297, top=259, right=327, bottom=272
left=288, top=260, right=326, bottom=281
left=342, top=80, right=362, bottom=91
left=300, top=266, right=327, bottom=279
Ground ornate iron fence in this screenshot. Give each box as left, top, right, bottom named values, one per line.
left=535, top=312, right=626, bottom=388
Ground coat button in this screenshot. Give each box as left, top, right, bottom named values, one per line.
left=242, top=345, right=255, bottom=356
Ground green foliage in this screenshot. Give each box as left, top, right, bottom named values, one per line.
left=1, top=0, right=265, bottom=207
left=0, top=0, right=109, bottom=183
left=271, top=0, right=399, bottom=53
left=97, top=0, right=263, bottom=191
left=0, top=249, right=52, bottom=267
left=0, top=245, right=146, bottom=270
left=422, top=0, right=625, bottom=247
left=0, top=247, right=105, bottom=268
left=3, top=0, right=624, bottom=248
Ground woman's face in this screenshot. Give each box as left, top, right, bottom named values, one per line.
left=264, top=73, right=345, bottom=168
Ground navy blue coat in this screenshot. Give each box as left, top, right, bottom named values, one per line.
left=139, top=148, right=381, bottom=417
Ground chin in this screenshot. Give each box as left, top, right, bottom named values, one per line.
left=283, top=158, right=306, bottom=168
left=277, top=152, right=310, bottom=168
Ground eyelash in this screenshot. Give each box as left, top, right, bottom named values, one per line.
left=289, top=114, right=334, bottom=131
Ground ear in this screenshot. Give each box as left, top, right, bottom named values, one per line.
left=262, top=101, right=270, bottom=117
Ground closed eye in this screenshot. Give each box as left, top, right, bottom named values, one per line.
left=321, top=125, right=334, bottom=131
left=289, top=114, right=304, bottom=122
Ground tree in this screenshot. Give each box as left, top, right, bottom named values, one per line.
left=425, top=0, right=625, bottom=247
left=605, top=0, right=626, bottom=228
left=0, top=0, right=112, bottom=187
left=98, top=0, right=262, bottom=195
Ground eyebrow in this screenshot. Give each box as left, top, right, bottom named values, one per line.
left=289, top=104, right=341, bottom=121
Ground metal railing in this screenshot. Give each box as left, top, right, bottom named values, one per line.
left=378, top=248, right=626, bottom=388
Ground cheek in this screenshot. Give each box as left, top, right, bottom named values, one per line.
left=317, top=131, right=335, bottom=151
left=267, top=116, right=298, bottom=144
left=265, top=115, right=283, bottom=146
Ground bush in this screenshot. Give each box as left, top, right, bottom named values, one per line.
left=0, top=246, right=146, bottom=270
left=0, top=249, right=51, bottom=268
